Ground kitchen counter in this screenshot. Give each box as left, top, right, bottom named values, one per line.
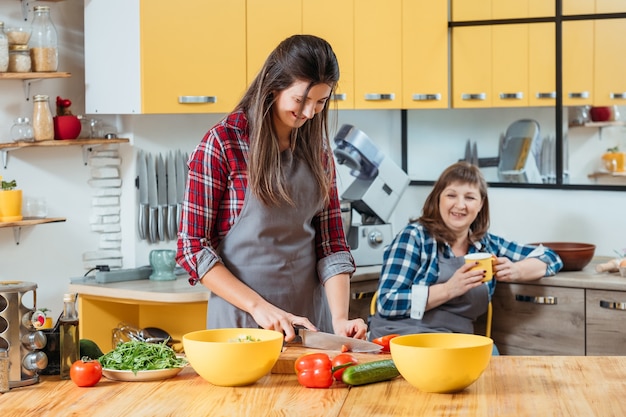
left=525, top=257, right=626, bottom=291
left=2, top=356, right=625, bottom=416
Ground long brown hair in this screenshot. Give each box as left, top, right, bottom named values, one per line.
left=237, top=34, right=339, bottom=207
left=417, top=162, right=490, bottom=244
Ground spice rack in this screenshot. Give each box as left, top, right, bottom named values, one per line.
left=0, top=138, right=130, bottom=168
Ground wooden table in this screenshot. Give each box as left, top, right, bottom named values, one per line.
left=2, top=356, right=625, bottom=416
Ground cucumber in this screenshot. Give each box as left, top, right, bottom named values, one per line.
left=341, top=359, right=400, bottom=386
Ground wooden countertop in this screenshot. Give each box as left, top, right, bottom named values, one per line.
left=524, top=257, right=626, bottom=291
left=2, top=356, right=625, bottom=416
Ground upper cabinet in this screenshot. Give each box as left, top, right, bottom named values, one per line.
left=451, top=0, right=554, bottom=21
left=402, top=0, right=448, bottom=109
left=594, top=18, right=626, bottom=106
left=452, top=26, right=492, bottom=108
left=85, top=0, right=246, bottom=114
left=563, top=0, right=626, bottom=14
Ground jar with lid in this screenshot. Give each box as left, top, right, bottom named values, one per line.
left=30, top=5, right=58, bottom=72
left=11, top=117, right=35, bottom=142
left=32, top=95, right=54, bottom=141
left=8, top=44, right=31, bottom=72
left=0, top=21, right=9, bottom=72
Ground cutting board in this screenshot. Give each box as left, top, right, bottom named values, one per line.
left=271, top=344, right=391, bottom=374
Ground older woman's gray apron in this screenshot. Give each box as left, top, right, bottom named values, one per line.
left=208, top=151, right=333, bottom=332
left=369, top=253, right=489, bottom=339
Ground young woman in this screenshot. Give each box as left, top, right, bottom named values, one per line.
left=176, top=35, right=367, bottom=341
left=369, top=162, right=563, bottom=339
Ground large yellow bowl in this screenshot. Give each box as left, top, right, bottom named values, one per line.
left=390, top=333, right=493, bottom=393
left=183, top=328, right=283, bottom=386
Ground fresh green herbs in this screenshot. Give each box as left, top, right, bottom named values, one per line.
left=98, top=340, right=187, bottom=374
left=1, top=180, right=17, bottom=191
left=229, top=335, right=262, bottom=343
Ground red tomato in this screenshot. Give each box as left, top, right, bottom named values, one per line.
left=372, top=334, right=400, bottom=353
left=331, top=353, right=358, bottom=381
left=70, top=359, right=102, bottom=387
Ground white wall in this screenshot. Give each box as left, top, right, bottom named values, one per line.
left=1, top=0, right=624, bottom=318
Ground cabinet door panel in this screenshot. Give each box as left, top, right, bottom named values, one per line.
left=141, top=0, right=246, bottom=113
left=586, top=289, right=626, bottom=355
left=562, top=0, right=595, bottom=15
left=596, top=0, right=626, bottom=13
left=452, top=26, right=492, bottom=108
left=594, top=18, right=626, bottom=106
left=302, top=0, right=354, bottom=109
left=563, top=20, right=594, bottom=106
left=246, top=0, right=302, bottom=83
left=452, top=0, right=491, bottom=21
left=529, top=23, right=556, bottom=107
left=492, top=24, right=528, bottom=107
left=402, top=0, right=448, bottom=109
left=491, top=283, right=585, bottom=355
left=354, top=0, right=402, bottom=109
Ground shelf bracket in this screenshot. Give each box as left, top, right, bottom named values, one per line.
left=82, top=145, right=95, bottom=165
left=21, top=79, right=40, bottom=101
left=2, top=150, right=8, bottom=169
left=21, top=0, right=30, bottom=21
left=13, top=226, right=21, bottom=245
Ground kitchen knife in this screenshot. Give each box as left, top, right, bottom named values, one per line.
left=166, top=150, right=178, bottom=240
left=137, top=150, right=149, bottom=240
left=296, top=328, right=382, bottom=353
left=147, top=152, right=158, bottom=243
left=156, top=153, right=167, bottom=241
left=175, top=150, right=186, bottom=227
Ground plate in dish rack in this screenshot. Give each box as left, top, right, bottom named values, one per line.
left=102, top=367, right=185, bottom=382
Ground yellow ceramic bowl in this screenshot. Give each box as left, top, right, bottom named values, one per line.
left=390, top=333, right=493, bottom=393
left=182, top=328, right=283, bottom=386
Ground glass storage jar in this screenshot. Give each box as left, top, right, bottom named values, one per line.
left=32, top=95, right=54, bottom=141
left=10, top=117, right=35, bottom=142
left=0, top=21, right=9, bottom=72
left=30, top=5, right=58, bottom=72
left=8, top=44, right=31, bottom=72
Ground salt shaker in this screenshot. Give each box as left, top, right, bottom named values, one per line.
left=0, top=348, right=9, bottom=393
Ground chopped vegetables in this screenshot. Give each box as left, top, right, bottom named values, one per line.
left=99, top=340, right=187, bottom=374
left=229, top=335, right=262, bottom=343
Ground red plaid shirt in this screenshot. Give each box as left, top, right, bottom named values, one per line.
left=177, top=110, right=354, bottom=285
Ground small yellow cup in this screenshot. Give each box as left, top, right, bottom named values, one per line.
left=464, top=253, right=493, bottom=282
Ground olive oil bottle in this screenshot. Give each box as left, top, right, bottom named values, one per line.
left=59, top=293, right=79, bottom=380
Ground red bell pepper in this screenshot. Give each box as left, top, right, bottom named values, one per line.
left=294, top=353, right=334, bottom=388
left=372, top=334, right=400, bottom=353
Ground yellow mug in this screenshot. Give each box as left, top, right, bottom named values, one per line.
left=464, top=253, right=494, bottom=282
left=602, top=152, right=625, bottom=173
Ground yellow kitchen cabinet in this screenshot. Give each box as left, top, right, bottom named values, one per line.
left=142, top=0, right=246, bottom=114
left=451, top=0, right=491, bottom=21
left=246, top=0, right=302, bottom=83
left=594, top=18, right=626, bottom=106
left=453, top=0, right=554, bottom=20
left=562, top=20, right=594, bottom=106
left=596, top=0, right=626, bottom=13
left=353, top=0, right=402, bottom=109
left=302, top=0, right=354, bottom=109
left=528, top=23, right=556, bottom=107
left=85, top=0, right=246, bottom=114
left=402, top=0, right=448, bottom=109
left=492, top=24, right=528, bottom=107
left=564, top=0, right=626, bottom=14
left=452, top=26, right=492, bottom=108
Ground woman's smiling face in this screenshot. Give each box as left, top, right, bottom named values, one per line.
left=439, top=181, right=484, bottom=234
left=272, top=79, right=332, bottom=134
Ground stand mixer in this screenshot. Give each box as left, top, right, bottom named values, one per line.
left=333, top=125, right=409, bottom=266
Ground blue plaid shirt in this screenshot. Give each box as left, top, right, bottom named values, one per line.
left=376, top=222, right=563, bottom=318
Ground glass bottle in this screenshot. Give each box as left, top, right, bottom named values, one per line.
left=30, top=5, right=58, bottom=72
left=59, top=293, right=79, bottom=380
left=0, top=21, right=9, bottom=72
left=32, top=95, right=54, bottom=141
left=10, top=117, right=35, bottom=142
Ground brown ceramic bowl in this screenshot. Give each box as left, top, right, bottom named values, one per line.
left=530, top=242, right=596, bottom=271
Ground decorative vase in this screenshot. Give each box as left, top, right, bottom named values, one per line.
left=53, top=115, right=81, bottom=140
left=0, top=189, right=23, bottom=222
left=149, top=249, right=177, bottom=281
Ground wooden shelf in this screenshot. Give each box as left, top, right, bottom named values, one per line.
left=570, top=121, right=625, bottom=128
left=0, top=72, right=71, bottom=80
left=0, top=217, right=66, bottom=245
left=588, top=171, right=626, bottom=179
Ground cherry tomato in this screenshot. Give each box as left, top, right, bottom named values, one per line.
left=70, top=358, right=102, bottom=387
left=331, top=353, right=358, bottom=381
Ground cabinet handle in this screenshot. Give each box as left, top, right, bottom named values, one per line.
left=610, top=92, right=626, bottom=100
left=461, top=93, right=486, bottom=101
left=178, top=96, right=217, bottom=104
left=567, top=91, right=589, bottom=99
left=499, top=92, right=524, bottom=100
left=600, top=300, right=626, bottom=311
left=515, top=294, right=557, bottom=304
left=412, top=93, right=442, bottom=101
left=536, top=92, right=557, bottom=99
left=364, top=93, right=395, bottom=101
left=331, top=93, right=347, bottom=101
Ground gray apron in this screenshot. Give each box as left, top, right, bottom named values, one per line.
left=369, top=251, right=489, bottom=339
left=208, top=150, right=333, bottom=332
